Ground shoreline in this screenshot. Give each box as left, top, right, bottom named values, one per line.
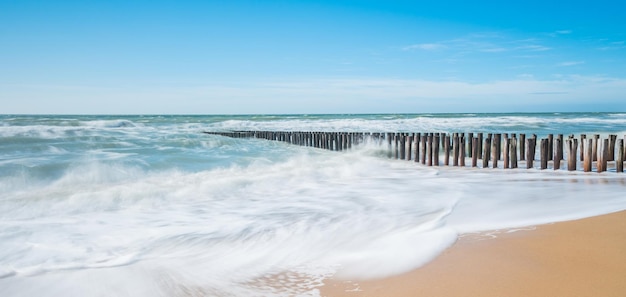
left=320, top=210, right=626, bottom=297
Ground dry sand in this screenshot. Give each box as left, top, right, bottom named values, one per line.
left=321, top=210, right=626, bottom=297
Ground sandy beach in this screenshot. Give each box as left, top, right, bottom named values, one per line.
left=321, top=210, right=626, bottom=297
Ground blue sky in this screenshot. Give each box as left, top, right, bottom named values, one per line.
left=1, top=0, right=625, bottom=114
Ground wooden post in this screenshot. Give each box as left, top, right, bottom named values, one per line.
left=472, top=137, right=479, bottom=167
left=540, top=139, right=548, bottom=170
left=468, top=132, right=474, bottom=157
left=547, top=134, right=554, bottom=161
left=387, top=133, right=392, bottom=158
left=427, top=134, right=433, bottom=166
left=584, top=139, right=593, bottom=172
left=554, top=138, right=561, bottom=170
left=579, top=134, right=586, bottom=161
left=491, top=136, right=498, bottom=168
left=444, top=135, right=451, bottom=166
left=407, top=134, right=413, bottom=161
left=399, top=134, right=405, bottom=159
left=483, top=138, right=491, bottom=168
left=459, top=136, right=466, bottom=167
left=503, top=137, right=510, bottom=169
left=592, top=134, right=599, bottom=161
left=394, top=133, right=399, bottom=159
left=477, top=133, right=483, bottom=159
left=347, top=133, right=352, bottom=149
left=433, top=134, right=440, bottom=166
left=602, top=138, right=611, bottom=171
left=557, top=134, right=564, bottom=161
left=420, top=135, right=427, bottom=164
left=414, top=133, right=421, bottom=163
left=617, top=139, right=624, bottom=173
left=519, top=133, right=526, bottom=161
left=597, top=139, right=605, bottom=172
left=622, top=134, right=626, bottom=160
left=336, top=133, right=342, bottom=151
left=526, top=138, right=535, bottom=169
left=494, top=133, right=502, bottom=161
left=510, top=137, right=518, bottom=169
left=453, top=135, right=459, bottom=166
left=567, top=139, right=578, bottom=171
left=608, top=134, right=617, bottom=161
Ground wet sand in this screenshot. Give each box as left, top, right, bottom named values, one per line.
left=321, top=210, right=626, bottom=297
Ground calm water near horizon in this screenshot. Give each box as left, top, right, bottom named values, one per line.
left=1, top=113, right=626, bottom=296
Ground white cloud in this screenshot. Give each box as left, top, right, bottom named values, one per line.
left=558, top=61, right=585, bottom=67
left=403, top=43, right=446, bottom=51
left=555, top=30, right=572, bottom=34
left=517, top=45, right=552, bottom=52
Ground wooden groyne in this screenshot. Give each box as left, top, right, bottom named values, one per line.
left=204, top=131, right=626, bottom=173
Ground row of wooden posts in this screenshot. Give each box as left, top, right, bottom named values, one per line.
left=204, top=131, right=626, bottom=173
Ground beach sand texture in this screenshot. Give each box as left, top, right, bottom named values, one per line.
left=322, top=211, right=626, bottom=297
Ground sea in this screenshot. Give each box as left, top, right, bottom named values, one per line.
left=1, top=113, right=626, bottom=296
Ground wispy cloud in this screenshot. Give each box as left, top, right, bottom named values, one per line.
left=555, top=30, right=572, bottom=35
left=517, top=45, right=551, bottom=52
left=480, top=47, right=507, bottom=53
left=597, top=41, right=626, bottom=50
left=404, top=33, right=552, bottom=58
left=403, top=43, right=446, bottom=51
left=558, top=61, right=585, bottom=67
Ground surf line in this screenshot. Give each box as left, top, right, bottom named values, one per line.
left=204, top=131, right=625, bottom=173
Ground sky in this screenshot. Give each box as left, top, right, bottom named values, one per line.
left=1, top=0, right=625, bottom=114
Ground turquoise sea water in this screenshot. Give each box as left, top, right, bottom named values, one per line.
left=1, top=113, right=626, bottom=296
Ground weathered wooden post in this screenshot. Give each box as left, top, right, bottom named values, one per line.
left=414, top=133, right=421, bottom=163
left=540, top=139, right=549, bottom=169
left=491, top=136, right=498, bottom=168
left=453, top=135, right=460, bottom=166
left=459, top=136, right=466, bottom=167
left=472, top=137, right=479, bottom=167
left=483, top=138, right=491, bottom=168
left=579, top=134, right=586, bottom=161
left=477, top=133, right=483, bottom=159
left=592, top=134, right=599, bottom=161
left=404, top=133, right=409, bottom=159
left=598, top=138, right=609, bottom=173
left=557, top=134, right=564, bottom=161
left=399, top=134, right=405, bottom=159
left=407, top=134, right=413, bottom=161
left=427, top=134, right=433, bottom=166
left=608, top=134, right=617, bottom=161
left=510, top=137, right=518, bottom=169
left=554, top=138, right=562, bottom=170
left=622, top=134, right=626, bottom=160
left=394, top=133, right=399, bottom=159
left=584, top=138, right=593, bottom=172
left=420, top=135, right=427, bottom=164
left=503, top=137, right=510, bottom=169
left=468, top=132, right=474, bottom=158
left=347, top=133, right=352, bottom=149
left=547, top=134, right=554, bottom=161
left=519, top=133, right=526, bottom=161
left=494, top=133, right=502, bottom=161
left=568, top=138, right=578, bottom=171
left=617, top=139, right=624, bottom=173
left=444, top=134, right=451, bottom=166
left=433, top=134, right=440, bottom=166
left=526, top=138, right=535, bottom=169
